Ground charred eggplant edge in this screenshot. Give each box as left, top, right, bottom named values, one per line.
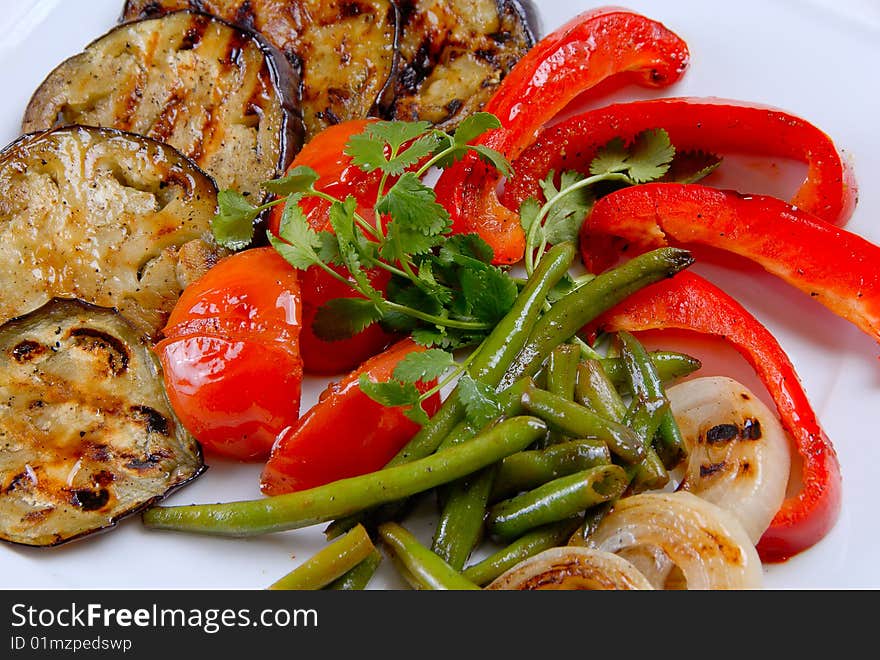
left=0, top=297, right=207, bottom=549
left=23, top=9, right=305, bottom=201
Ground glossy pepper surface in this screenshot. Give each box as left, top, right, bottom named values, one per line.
left=503, top=97, right=856, bottom=226
left=580, top=183, right=880, bottom=345
left=433, top=7, right=690, bottom=264
left=588, top=271, right=842, bottom=562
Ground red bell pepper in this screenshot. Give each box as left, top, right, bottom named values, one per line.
left=502, top=97, right=857, bottom=227
left=580, top=183, right=880, bottom=345
left=269, top=120, right=399, bottom=374
left=433, top=7, right=690, bottom=264
left=260, top=338, right=442, bottom=495
left=587, top=271, right=842, bottom=562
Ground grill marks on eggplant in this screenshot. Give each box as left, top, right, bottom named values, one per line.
left=391, top=0, right=534, bottom=129
left=0, top=126, right=223, bottom=339
left=0, top=300, right=203, bottom=547
left=22, top=10, right=302, bottom=198
left=121, top=0, right=396, bottom=139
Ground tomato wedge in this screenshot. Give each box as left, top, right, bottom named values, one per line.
left=260, top=338, right=441, bottom=494
left=157, top=248, right=303, bottom=461
left=269, top=119, right=398, bottom=374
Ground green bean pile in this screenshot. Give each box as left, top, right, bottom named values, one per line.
left=143, top=243, right=701, bottom=589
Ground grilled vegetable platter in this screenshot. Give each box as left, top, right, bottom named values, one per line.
left=1, top=0, right=877, bottom=589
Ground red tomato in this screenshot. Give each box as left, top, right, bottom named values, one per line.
left=156, top=248, right=303, bottom=461
left=269, top=119, right=398, bottom=375
left=260, top=338, right=441, bottom=495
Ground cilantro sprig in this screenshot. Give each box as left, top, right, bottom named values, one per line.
left=212, top=113, right=515, bottom=350
left=358, top=347, right=471, bottom=425
left=518, top=129, right=721, bottom=277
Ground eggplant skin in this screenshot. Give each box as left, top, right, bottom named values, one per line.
left=121, top=0, right=397, bottom=140
left=22, top=10, right=303, bottom=198
left=391, top=0, right=535, bottom=129
left=0, top=125, right=224, bottom=340
left=0, top=299, right=204, bottom=547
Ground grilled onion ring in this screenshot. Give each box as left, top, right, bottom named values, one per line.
left=668, top=376, right=791, bottom=542
left=588, top=492, right=763, bottom=590
left=487, top=546, right=653, bottom=590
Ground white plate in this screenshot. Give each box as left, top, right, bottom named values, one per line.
left=1, top=0, right=878, bottom=589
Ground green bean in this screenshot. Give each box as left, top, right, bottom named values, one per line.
left=568, top=501, right=616, bottom=546
left=544, top=344, right=582, bottom=446
left=378, top=522, right=481, bottom=590
left=330, top=378, right=537, bottom=542
left=576, top=360, right=628, bottom=421
left=486, top=465, right=628, bottom=540
left=499, top=247, right=695, bottom=389
left=431, top=466, right=495, bottom=570
left=325, top=245, right=575, bottom=538
left=547, top=344, right=581, bottom=400
left=326, top=549, right=383, bottom=590
left=520, top=385, right=644, bottom=463
left=430, top=378, right=536, bottom=566
left=601, top=351, right=701, bottom=389
left=437, top=377, right=534, bottom=452
left=490, top=439, right=611, bottom=502
left=268, top=524, right=374, bottom=591
left=462, top=519, right=582, bottom=586
left=391, top=242, right=576, bottom=465
left=618, top=331, right=687, bottom=468
left=623, top=397, right=670, bottom=492
left=143, top=416, right=548, bottom=537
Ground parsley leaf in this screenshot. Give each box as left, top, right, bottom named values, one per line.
left=378, top=173, right=450, bottom=261
left=357, top=374, right=430, bottom=425
left=518, top=197, right=542, bottom=237
left=328, top=197, right=381, bottom=302
left=470, top=144, right=513, bottom=178
left=393, top=348, right=456, bottom=383
left=211, top=190, right=259, bottom=250
left=346, top=121, right=439, bottom=175
left=312, top=298, right=383, bottom=341
left=438, top=233, right=495, bottom=266
left=538, top=170, right=595, bottom=245
left=376, top=173, right=450, bottom=236
left=268, top=195, right=322, bottom=267
left=457, top=375, right=502, bottom=428
left=261, top=165, right=319, bottom=195
left=661, top=150, right=723, bottom=184
left=460, top=264, right=518, bottom=324
left=590, top=129, right=675, bottom=183
left=453, top=112, right=502, bottom=146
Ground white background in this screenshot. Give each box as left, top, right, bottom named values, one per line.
left=0, top=0, right=878, bottom=589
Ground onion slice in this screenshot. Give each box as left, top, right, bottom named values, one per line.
left=486, top=547, right=653, bottom=590
left=667, top=376, right=791, bottom=542
left=588, top=492, right=763, bottom=590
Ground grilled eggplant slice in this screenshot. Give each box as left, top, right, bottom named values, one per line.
left=22, top=10, right=302, bottom=198
left=121, top=0, right=397, bottom=139
left=0, top=125, right=223, bottom=339
left=391, top=0, right=535, bottom=129
left=0, top=299, right=204, bottom=547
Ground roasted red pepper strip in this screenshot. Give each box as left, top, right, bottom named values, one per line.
left=503, top=97, right=857, bottom=226
left=433, top=7, right=689, bottom=264
left=260, top=338, right=441, bottom=495
left=580, top=183, right=880, bottom=344
left=587, top=271, right=842, bottom=562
